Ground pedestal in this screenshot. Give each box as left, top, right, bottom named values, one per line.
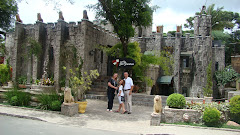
left=150, top=113, right=161, bottom=126
left=61, top=103, right=78, bottom=116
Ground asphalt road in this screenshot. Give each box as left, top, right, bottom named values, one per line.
left=0, top=115, right=136, bottom=135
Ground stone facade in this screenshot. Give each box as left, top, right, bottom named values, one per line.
left=132, top=15, right=225, bottom=97
left=231, top=55, right=240, bottom=74
left=5, top=13, right=119, bottom=90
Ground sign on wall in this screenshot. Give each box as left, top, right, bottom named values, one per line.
left=112, top=58, right=135, bottom=68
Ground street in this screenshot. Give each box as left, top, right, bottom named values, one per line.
left=0, top=115, right=135, bottom=135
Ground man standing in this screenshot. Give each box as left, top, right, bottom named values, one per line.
left=123, top=72, right=134, bottom=114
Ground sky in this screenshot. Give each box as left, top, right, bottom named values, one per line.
left=17, top=0, right=240, bottom=33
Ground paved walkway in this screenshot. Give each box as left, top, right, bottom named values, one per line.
left=0, top=99, right=239, bottom=135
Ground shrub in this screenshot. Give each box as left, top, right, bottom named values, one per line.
left=229, top=95, right=240, bottom=124
left=4, top=89, right=31, bottom=106
left=203, top=107, right=221, bottom=127
left=37, top=92, right=63, bottom=111
left=50, top=100, right=61, bottom=111
left=166, top=93, right=186, bottom=109
left=0, top=64, right=10, bottom=85
left=10, top=96, right=18, bottom=106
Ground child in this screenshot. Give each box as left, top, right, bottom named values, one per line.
left=115, top=80, right=127, bottom=114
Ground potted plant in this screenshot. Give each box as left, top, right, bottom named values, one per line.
left=18, top=76, right=27, bottom=89
left=69, top=69, right=99, bottom=113
left=203, top=61, right=213, bottom=103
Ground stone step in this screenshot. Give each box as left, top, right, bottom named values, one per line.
left=90, top=88, right=107, bottom=92
left=87, top=91, right=107, bottom=95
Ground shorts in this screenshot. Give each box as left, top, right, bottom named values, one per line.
left=118, top=96, right=125, bottom=104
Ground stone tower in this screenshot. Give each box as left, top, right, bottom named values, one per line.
left=190, top=14, right=212, bottom=97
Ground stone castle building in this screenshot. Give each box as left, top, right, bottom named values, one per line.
left=5, top=11, right=119, bottom=90
left=5, top=11, right=225, bottom=97
left=131, top=14, right=225, bottom=97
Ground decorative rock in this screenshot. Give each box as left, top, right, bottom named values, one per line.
left=183, top=113, right=190, bottom=122
left=226, top=121, right=240, bottom=127
left=61, top=103, right=78, bottom=116
left=150, top=113, right=161, bottom=126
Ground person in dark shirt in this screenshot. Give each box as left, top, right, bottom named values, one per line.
left=107, top=73, right=118, bottom=112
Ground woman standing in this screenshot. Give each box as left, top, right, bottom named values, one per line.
left=107, top=73, right=118, bottom=112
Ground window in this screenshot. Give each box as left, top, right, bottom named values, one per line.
left=50, top=47, right=54, bottom=60
left=215, top=62, right=219, bottom=71
left=183, top=57, right=189, bottom=68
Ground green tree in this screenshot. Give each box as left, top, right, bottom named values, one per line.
left=0, top=0, right=18, bottom=35
left=184, top=4, right=240, bottom=31
left=88, top=0, right=158, bottom=56
left=203, top=61, right=213, bottom=97
left=215, top=65, right=240, bottom=97
left=102, top=42, right=173, bottom=86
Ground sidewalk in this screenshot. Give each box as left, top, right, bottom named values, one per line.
left=0, top=99, right=239, bottom=135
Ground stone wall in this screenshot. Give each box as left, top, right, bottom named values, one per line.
left=162, top=107, right=202, bottom=123
left=231, top=55, right=240, bottom=74
left=5, top=17, right=119, bottom=89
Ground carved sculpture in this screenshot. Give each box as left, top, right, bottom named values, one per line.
left=61, top=87, right=74, bottom=105
left=152, top=95, right=162, bottom=115
left=16, top=14, right=22, bottom=23
left=83, top=10, right=89, bottom=20
left=59, top=11, right=64, bottom=20
left=37, top=13, right=43, bottom=22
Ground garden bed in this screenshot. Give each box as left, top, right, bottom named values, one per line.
left=162, top=106, right=202, bottom=123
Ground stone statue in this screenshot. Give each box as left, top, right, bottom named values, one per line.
left=16, top=14, right=22, bottom=23
left=59, top=11, right=64, bottom=21
left=83, top=10, right=88, bottom=20
left=37, top=13, right=43, bottom=22
left=152, top=95, right=162, bottom=116
left=61, top=87, right=74, bottom=105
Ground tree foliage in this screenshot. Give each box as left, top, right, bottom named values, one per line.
left=203, top=61, right=213, bottom=97
left=215, top=65, right=240, bottom=87
left=184, top=4, right=240, bottom=31
left=0, top=0, right=18, bottom=34
left=88, top=0, right=158, bottom=56
left=99, top=42, right=174, bottom=86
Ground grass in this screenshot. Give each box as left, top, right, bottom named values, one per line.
left=163, top=122, right=240, bottom=130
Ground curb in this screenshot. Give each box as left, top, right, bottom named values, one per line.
left=161, top=123, right=240, bottom=133
left=0, top=104, right=61, bottom=114
left=0, top=112, right=47, bottom=122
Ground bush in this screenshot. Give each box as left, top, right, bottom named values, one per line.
left=10, top=96, right=18, bottom=106
left=203, top=107, right=221, bottom=127
left=166, top=93, right=186, bottom=109
left=50, top=100, right=61, bottom=111
left=229, top=95, right=240, bottom=124
left=37, top=92, right=63, bottom=111
left=4, top=89, right=31, bottom=106
left=0, top=64, right=10, bottom=85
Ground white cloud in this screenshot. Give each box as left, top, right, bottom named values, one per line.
left=152, top=8, right=192, bottom=32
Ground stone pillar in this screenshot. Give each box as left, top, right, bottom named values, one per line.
left=174, top=32, right=182, bottom=93
left=185, top=33, right=190, bottom=49
left=155, top=26, right=163, bottom=51
left=199, top=14, right=207, bottom=37
left=194, top=15, right=199, bottom=36
left=54, top=20, right=66, bottom=91
left=12, top=22, right=25, bottom=84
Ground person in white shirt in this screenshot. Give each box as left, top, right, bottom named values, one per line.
left=123, top=72, right=134, bottom=114
left=115, top=80, right=127, bottom=114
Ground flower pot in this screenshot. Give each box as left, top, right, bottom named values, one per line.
left=18, top=84, right=26, bottom=89
left=204, top=96, right=213, bottom=103
left=75, top=101, right=87, bottom=113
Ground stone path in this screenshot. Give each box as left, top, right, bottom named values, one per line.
left=0, top=99, right=239, bottom=135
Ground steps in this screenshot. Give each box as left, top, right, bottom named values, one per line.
left=88, top=76, right=110, bottom=95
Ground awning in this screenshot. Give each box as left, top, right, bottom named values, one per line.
left=180, top=51, right=192, bottom=56
left=157, top=76, right=173, bottom=84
